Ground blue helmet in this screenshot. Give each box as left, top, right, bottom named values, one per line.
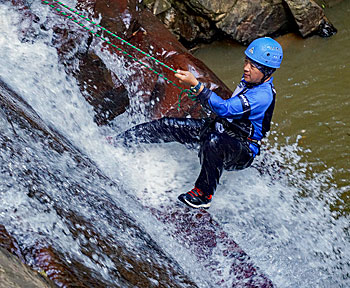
left=244, top=37, right=283, bottom=69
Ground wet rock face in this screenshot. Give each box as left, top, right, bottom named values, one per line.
left=0, top=80, right=199, bottom=288
left=0, top=78, right=275, bottom=287
left=89, top=0, right=232, bottom=119
left=26, top=245, right=115, bottom=287
left=0, top=225, right=24, bottom=263
left=34, top=0, right=231, bottom=123
left=45, top=2, right=131, bottom=126
left=75, top=52, right=130, bottom=125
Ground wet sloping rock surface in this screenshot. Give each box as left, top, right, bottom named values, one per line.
left=0, top=79, right=198, bottom=287
left=0, top=2, right=277, bottom=285
left=0, top=225, right=25, bottom=264
left=148, top=207, right=275, bottom=287
left=0, top=70, right=275, bottom=285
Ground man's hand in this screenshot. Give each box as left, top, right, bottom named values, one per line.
left=175, top=70, right=199, bottom=87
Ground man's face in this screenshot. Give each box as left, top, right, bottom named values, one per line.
left=243, top=58, right=264, bottom=84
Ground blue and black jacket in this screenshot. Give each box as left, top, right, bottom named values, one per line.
left=198, top=77, right=276, bottom=156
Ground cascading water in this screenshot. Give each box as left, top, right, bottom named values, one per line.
left=0, top=1, right=349, bottom=288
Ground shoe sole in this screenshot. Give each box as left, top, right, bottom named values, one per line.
left=178, top=195, right=211, bottom=209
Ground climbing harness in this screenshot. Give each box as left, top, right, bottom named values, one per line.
left=41, top=0, right=196, bottom=110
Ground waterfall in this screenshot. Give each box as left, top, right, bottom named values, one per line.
left=0, top=2, right=349, bottom=287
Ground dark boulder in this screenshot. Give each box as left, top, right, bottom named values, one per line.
left=146, top=0, right=338, bottom=45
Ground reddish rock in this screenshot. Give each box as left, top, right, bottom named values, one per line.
left=28, top=245, right=111, bottom=287
left=38, top=0, right=231, bottom=123
left=75, top=51, right=130, bottom=125
left=0, top=224, right=24, bottom=262
left=149, top=206, right=275, bottom=287
left=92, top=0, right=232, bottom=119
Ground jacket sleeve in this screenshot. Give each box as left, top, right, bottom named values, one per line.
left=198, top=87, right=248, bottom=119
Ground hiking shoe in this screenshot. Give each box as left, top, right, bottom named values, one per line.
left=178, top=187, right=212, bottom=209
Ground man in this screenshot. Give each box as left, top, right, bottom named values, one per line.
left=117, top=37, right=283, bottom=209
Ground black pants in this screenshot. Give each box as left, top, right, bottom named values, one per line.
left=119, top=117, right=254, bottom=196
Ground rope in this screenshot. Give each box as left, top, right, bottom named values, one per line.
left=41, top=0, right=196, bottom=111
